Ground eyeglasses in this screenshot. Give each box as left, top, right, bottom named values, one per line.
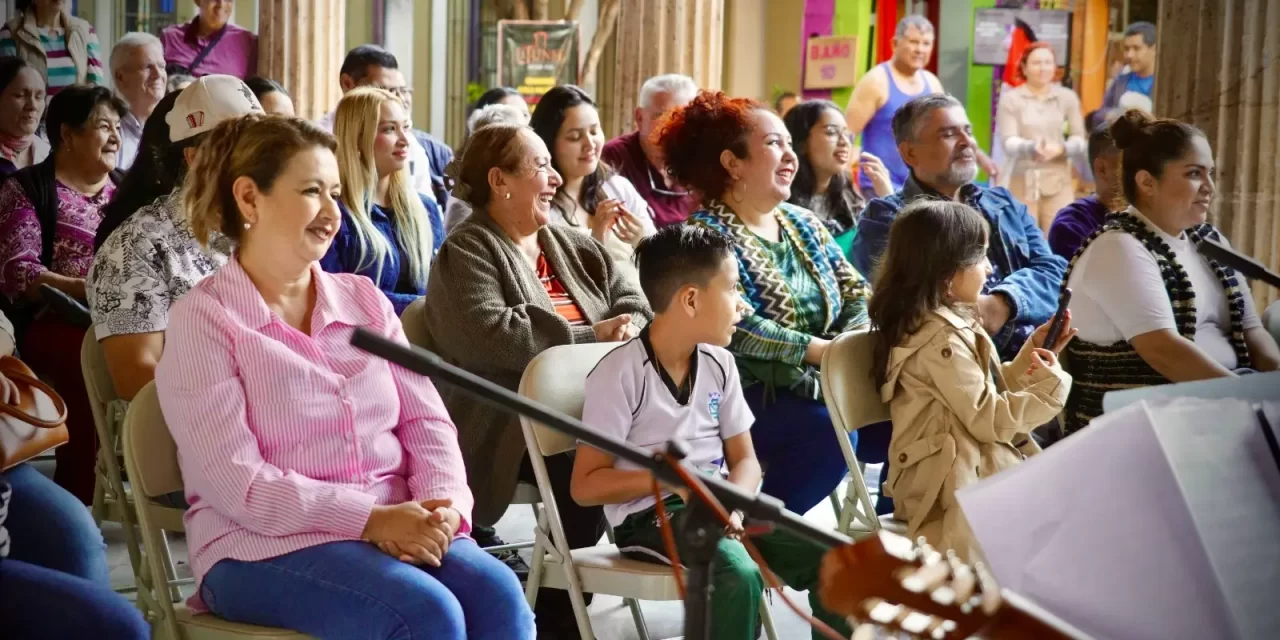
left=374, top=85, right=414, bottom=99
left=647, top=163, right=690, bottom=197
left=822, top=125, right=855, bottom=145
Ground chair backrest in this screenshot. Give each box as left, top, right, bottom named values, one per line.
left=400, top=297, right=430, bottom=348
left=1264, top=300, right=1280, bottom=347
left=80, top=326, right=119, bottom=411
left=517, top=342, right=624, bottom=456
left=122, top=381, right=184, bottom=498
left=821, top=329, right=890, bottom=432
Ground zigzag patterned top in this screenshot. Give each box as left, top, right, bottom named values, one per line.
left=1061, top=210, right=1251, bottom=434
left=688, top=200, right=870, bottom=397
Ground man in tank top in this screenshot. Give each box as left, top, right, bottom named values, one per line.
left=846, top=16, right=997, bottom=197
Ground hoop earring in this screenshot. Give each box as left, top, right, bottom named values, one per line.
left=730, top=179, right=746, bottom=204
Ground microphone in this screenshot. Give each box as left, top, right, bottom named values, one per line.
left=1196, top=237, right=1280, bottom=290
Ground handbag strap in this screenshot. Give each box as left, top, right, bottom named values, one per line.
left=187, top=23, right=229, bottom=75
left=0, top=368, right=68, bottom=429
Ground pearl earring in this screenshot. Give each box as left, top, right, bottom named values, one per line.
left=504, top=191, right=512, bottom=200
left=243, top=222, right=251, bottom=229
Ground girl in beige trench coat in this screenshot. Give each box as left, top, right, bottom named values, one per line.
left=868, top=200, right=1075, bottom=562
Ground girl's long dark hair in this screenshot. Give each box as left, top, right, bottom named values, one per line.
left=783, top=100, right=864, bottom=234
left=94, top=90, right=194, bottom=250
left=528, top=84, right=612, bottom=221
left=868, top=200, right=989, bottom=388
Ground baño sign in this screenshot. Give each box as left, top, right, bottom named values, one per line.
left=804, top=35, right=860, bottom=90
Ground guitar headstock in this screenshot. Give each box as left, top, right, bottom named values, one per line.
left=818, top=531, right=1084, bottom=639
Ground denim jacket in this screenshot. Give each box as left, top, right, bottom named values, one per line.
left=851, top=174, right=1067, bottom=359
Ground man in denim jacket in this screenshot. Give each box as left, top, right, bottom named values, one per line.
left=852, top=94, right=1067, bottom=360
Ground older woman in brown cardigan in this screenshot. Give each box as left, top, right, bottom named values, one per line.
left=420, top=123, right=650, bottom=637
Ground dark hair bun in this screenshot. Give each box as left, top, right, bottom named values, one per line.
left=1109, top=109, right=1155, bottom=150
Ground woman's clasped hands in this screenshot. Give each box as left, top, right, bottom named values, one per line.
left=362, top=498, right=462, bottom=567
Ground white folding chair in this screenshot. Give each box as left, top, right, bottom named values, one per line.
left=399, top=298, right=538, bottom=556
left=398, top=297, right=430, bottom=350
left=519, top=343, right=779, bottom=640
left=1264, top=300, right=1280, bottom=346
left=81, top=328, right=189, bottom=604
left=820, top=329, right=906, bottom=537
left=121, top=382, right=310, bottom=640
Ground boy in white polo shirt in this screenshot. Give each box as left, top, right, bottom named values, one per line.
left=570, top=226, right=851, bottom=640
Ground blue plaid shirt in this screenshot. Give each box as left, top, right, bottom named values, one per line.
left=851, top=175, right=1068, bottom=359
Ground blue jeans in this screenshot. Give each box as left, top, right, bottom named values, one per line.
left=201, top=538, right=535, bottom=640
left=745, top=387, right=893, bottom=516
left=0, top=463, right=109, bottom=584
left=0, top=558, right=148, bottom=639
left=857, top=420, right=895, bottom=515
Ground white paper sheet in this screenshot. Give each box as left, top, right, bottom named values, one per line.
left=957, top=398, right=1280, bottom=640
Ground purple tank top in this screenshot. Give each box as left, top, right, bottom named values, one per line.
left=859, top=63, right=931, bottom=193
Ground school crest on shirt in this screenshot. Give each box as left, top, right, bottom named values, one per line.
left=708, top=391, right=722, bottom=421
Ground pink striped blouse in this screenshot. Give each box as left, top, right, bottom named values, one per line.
left=155, top=257, right=472, bottom=609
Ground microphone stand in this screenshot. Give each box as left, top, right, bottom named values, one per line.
left=350, top=329, right=851, bottom=640
left=1197, top=237, right=1280, bottom=290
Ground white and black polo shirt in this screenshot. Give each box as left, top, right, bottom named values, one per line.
left=582, top=327, right=754, bottom=527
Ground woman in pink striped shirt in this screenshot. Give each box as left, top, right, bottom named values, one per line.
left=154, top=114, right=534, bottom=639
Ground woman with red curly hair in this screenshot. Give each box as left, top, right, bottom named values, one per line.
left=995, top=42, right=1086, bottom=233
left=656, top=91, right=890, bottom=517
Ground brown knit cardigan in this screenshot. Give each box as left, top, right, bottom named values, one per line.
left=418, top=209, right=651, bottom=526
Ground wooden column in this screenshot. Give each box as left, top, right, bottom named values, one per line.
left=258, top=0, right=347, bottom=121
left=1077, top=0, right=1110, bottom=114
left=604, top=0, right=724, bottom=138
left=1155, top=0, right=1279, bottom=308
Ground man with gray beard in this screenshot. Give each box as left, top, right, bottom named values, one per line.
left=851, top=94, right=1067, bottom=359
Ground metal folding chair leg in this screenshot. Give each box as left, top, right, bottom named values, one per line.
left=159, top=530, right=186, bottom=602
left=625, top=598, right=651, bottom=640
left=833, top=424, right=882, bottom=537
left=760, top=596, right=779, bottom=640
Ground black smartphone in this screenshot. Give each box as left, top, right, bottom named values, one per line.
left=1042, top=288, right=1073, bottom=348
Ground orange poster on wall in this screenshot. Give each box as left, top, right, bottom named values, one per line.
left=804, top=35, right=859, bottom=90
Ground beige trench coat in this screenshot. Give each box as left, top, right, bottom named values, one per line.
left=879, top=307, right=1070, bottom=561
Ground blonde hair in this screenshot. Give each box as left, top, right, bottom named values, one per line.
left=333, top=87, right=433, bottom=287
left=184, top=114, right=337, bottom=247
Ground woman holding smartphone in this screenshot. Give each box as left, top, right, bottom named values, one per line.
left=529, top=85, right=655, bottom=286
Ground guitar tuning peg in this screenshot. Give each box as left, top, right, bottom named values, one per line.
left=851, top=622, right=877, bottom=640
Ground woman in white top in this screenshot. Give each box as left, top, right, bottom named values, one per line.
left=1060, top=110, right=1279, bottom=433
left=529, top=85, right=655, bottom=284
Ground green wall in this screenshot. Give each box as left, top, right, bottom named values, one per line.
left=830, top=0, right=874, bottom=110
left=966, top=0, right=997, bottom=180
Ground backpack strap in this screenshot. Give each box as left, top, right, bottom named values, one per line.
left=186, top=23, right=229, bottom=75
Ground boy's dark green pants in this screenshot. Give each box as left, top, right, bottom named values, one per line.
left=612, top=496, right=852, bottom=640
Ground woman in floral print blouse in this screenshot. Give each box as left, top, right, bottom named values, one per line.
left=0, top=83, right=125, bottom=504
